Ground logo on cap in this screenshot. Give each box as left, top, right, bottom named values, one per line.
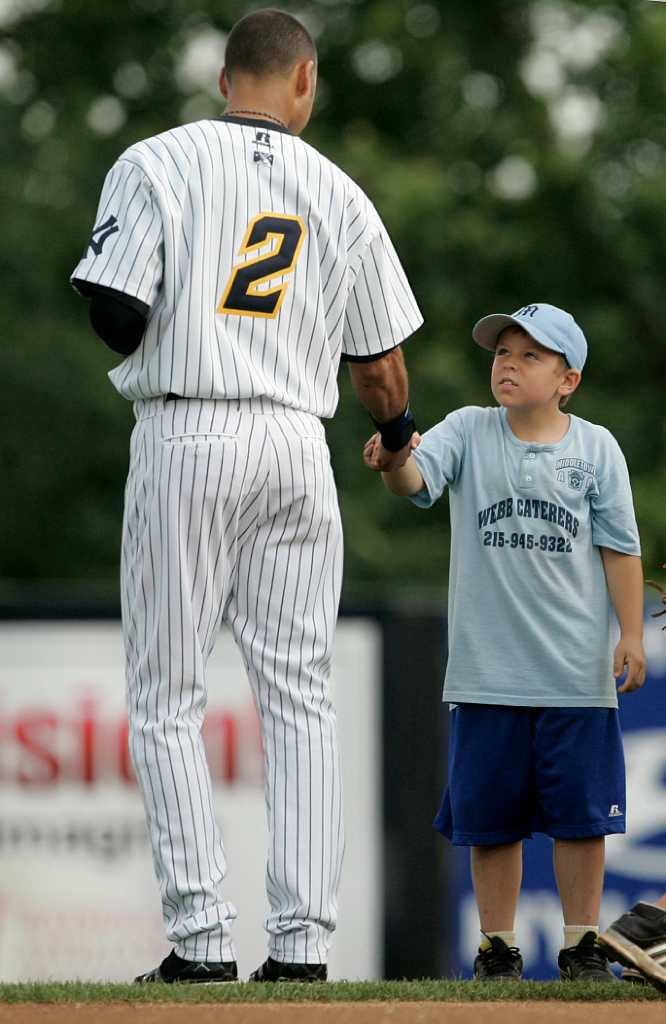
left=517, top=305, right=539, bottom=318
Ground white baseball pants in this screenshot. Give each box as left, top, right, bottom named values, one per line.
left=121, top=396, right=344, bottom=965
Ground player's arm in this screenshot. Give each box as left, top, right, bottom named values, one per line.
left=78, top=283, right=148, bottom=355
left=600, top=548, right=646, bottom=693
left=341, top=196, right=423, bottom=471
left=348, top=346, right=407, bottom=420
left=71, top=158, right=162, bottom=355
left=348, top=348, right=416, bottom=471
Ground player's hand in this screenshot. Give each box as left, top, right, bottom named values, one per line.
left=363, top=431, right=421, bottom=472
left=614, top=634, right=647, bottom=693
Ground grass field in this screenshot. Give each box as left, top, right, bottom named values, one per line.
left=0, top=980, right=662, bottom=1003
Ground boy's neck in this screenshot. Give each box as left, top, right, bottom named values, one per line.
left=505, top=405, right=570, bottom=444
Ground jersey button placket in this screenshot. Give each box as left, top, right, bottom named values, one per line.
left=520, top=450, right=537, bottom=490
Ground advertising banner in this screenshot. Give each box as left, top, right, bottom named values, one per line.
left=451, top=614, right=666, bottom=979
left=0, top=617, right=381, bottom=982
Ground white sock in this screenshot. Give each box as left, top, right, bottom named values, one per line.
left=481, top=929, right=517, bottom=949
left=564, top=924, right=598, bottom=948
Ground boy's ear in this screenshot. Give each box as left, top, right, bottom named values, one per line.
left=560, top=368, right=582, bottom=398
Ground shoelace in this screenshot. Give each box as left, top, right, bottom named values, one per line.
left=570, top=942, right=608, bottom=972
left=478, top=945, right=521, bottom=971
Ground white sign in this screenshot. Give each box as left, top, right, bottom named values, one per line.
left=0, top=619, right=381, bottom=982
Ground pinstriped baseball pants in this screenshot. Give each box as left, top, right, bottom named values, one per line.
left=121, top=397, right=344, bottom=965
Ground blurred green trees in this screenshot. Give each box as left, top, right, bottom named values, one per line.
left=1, top=0, right=664, bottom=603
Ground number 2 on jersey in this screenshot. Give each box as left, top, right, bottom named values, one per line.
left=217, top=212, right=306, bottom=318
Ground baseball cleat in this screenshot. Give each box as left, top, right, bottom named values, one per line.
left=249, top=956, right=327, bottom=982
left=134, top=949, right=238, bottom=984
left=598, top=902, right=666, bottom=993
left=473, top=935, right=523, bottom=981
left=558, top=931, right=617, bottom=982
left=621, top=966, right=648, bottom=984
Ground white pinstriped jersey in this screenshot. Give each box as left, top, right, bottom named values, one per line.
left=71, top=116, right=423, bottom=417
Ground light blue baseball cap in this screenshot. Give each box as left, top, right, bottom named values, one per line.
left=472, top=303, right=588, bottom=370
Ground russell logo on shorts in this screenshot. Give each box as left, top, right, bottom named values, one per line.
left=608, top=804, right=624, bottom=818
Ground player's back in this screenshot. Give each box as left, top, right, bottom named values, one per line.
left=75, top=116, right=418, bottom=417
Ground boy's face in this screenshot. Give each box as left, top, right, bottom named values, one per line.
left=491, top=326, right=580, bottom=410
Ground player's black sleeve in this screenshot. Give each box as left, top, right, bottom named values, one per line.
left=72, top=280, right=148, bottom=355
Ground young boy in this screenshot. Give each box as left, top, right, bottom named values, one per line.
left=364, top=303, right=646, bottom=981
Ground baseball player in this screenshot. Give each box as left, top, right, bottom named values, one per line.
left=71, top=9, right=422, bottom=983
left=597, top=567, right=666, bottom=992
left=599, top=898, right=666, bottom=991
left=364, top=303, right=646, bottom=982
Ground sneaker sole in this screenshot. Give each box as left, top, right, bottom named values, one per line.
left=598, top=929, right=666, bottom=993
left=559, top=971, right=617, bottom=983
left=135, top=977, right=238, bottom=985
left=250, top=977, right=326, bottom=983
left=472, top=976, right=523, bottom=982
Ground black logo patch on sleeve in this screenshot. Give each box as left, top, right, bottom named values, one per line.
left=86, top=215, right=119, bottom=256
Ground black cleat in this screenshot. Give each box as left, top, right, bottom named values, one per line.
left=249, top=956, right=327, bottom=982
left=558, top=931, right=616, bottom=982
left=473, top=936, right=523, bottom=981
left=134, top=948, right=238, bottom=984
left=599, top=902, right=666, bottom=993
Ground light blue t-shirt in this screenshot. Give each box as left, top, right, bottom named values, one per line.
left=410, top=406, right=641, bottom=708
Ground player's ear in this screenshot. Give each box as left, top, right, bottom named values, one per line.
left=295, top=59, right=317, bottom=99
left=219, top=67, right=229, bottom=99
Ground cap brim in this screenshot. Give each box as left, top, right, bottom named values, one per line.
left=472, top=314, right=520, bottom=351
left=472, top=313, right=566, bottom=359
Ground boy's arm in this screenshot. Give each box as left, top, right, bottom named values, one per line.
left=363, top=433, right=424, bottom=495
left=600, top=548, right=646, bottom=693
left=382, top=453, right=425, bottom=496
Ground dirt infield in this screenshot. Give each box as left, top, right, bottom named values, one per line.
left=1, top=1004, right=665, bottom=1024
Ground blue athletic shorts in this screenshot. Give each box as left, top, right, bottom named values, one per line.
left=434, top=704, right=626, bottom=845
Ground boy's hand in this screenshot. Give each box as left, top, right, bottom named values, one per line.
left=613, top=635, right=647, bottom=693
left=363, top=431, right=421, bottom=472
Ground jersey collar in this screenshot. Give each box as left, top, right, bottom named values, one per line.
left=499, top=406, right=577, bottom=453
left=217, top=114, right=292, bottom=135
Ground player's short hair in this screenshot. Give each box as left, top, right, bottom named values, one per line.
left=225, top=9, right=316, bottom=80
